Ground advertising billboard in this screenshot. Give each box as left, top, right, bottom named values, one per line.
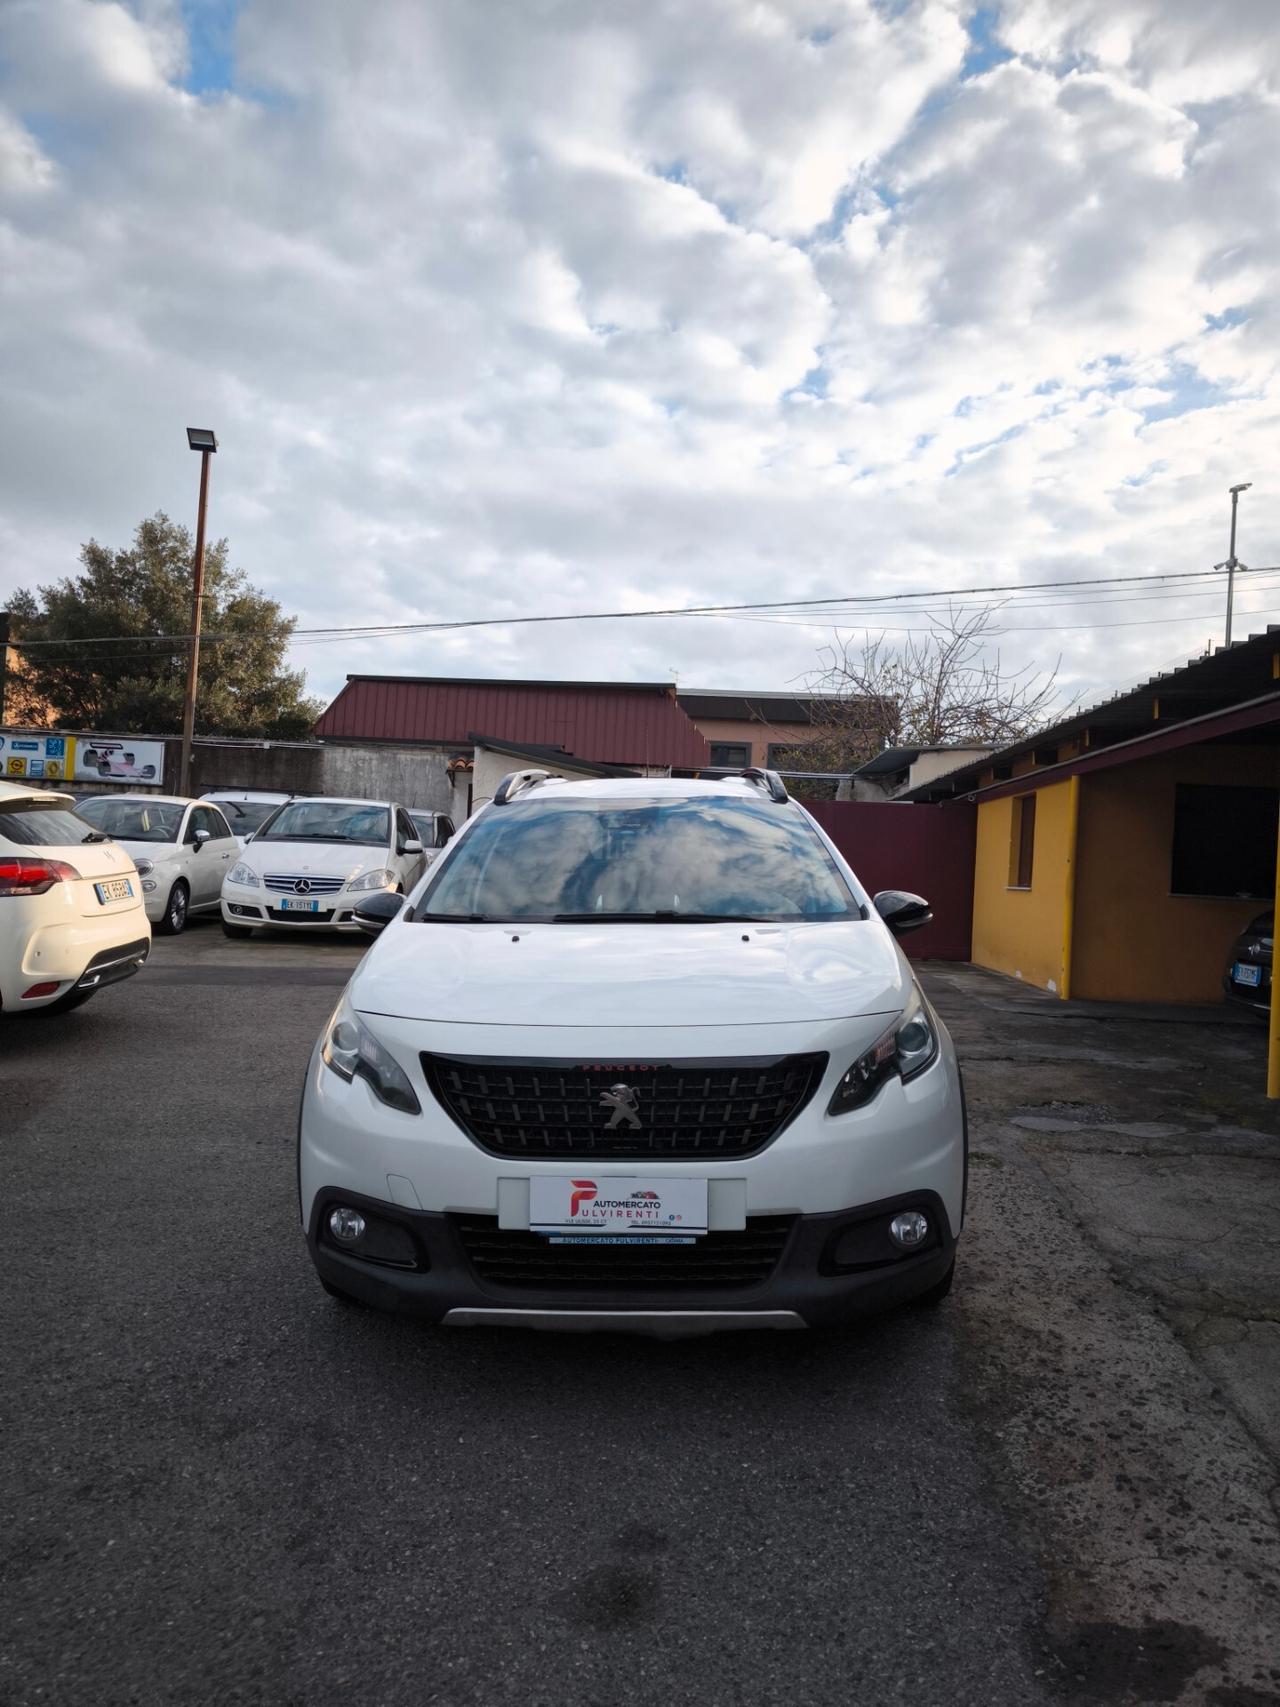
left=73, top=737, right=166, bottom=785
left=0, top=732, right=75, bottom=782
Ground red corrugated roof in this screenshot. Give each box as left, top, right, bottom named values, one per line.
left=314, top=676, right=710, bottom=769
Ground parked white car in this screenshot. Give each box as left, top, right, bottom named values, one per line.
left=200, top=789, right=291, bottom=848
left=407, top=808, right=456, bottom=867
left=77, top=795, right=238, bottom=934
left=299, top=771, right=965, bottom=1333
left=220, top=796, right=426, bottom=937
left=0, top=779, right=150, bottom=1015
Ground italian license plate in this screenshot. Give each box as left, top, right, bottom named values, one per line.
left=279, top=896, right=322, bottom=913
left=1233, top=962, right=1262, bottom=987
left=529, top=1176, right=708, bottom=1240
left=94, top=878, right=134, bottom=903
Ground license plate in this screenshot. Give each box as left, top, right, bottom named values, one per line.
left=1233, top=961, right=1262, bottom=987
left=94, top=878, right=134, bottom=903
left=279, top=896, right=322, bottom=913
left=529, top=1176, right=708, bottom=1238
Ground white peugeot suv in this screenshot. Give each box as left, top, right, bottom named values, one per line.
left=299, top=771, right=966, bottom=1333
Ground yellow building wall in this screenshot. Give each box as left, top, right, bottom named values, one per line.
left=1071, top=745, right=1277, bottom=1004
left=971, top=780, right=1076, bottom=994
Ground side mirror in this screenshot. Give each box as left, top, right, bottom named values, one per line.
left=193, top=828, right=211, bottom=848
left=400, top=838, right=424, bottom=855
left=873, top=890, right=932, bottom=936
left=353, top=890, right=405, bottom=938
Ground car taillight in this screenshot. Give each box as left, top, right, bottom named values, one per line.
left=0, top=858, right=81, bottom=896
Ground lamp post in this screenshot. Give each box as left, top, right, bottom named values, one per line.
left=178, top=429, right=217, bottom=798
left=1217, top=481, right=1252, bottom=648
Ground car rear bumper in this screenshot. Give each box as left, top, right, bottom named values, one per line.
left=2, top=914, right=151, bottom=1009
left=305, top=1186, right=958, bottom=1332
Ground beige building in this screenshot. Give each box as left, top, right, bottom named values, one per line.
left=675, top=690, right=845, bottom=770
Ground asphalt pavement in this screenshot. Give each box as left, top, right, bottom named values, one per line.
left=2, top=924, right=1278, bottom=1706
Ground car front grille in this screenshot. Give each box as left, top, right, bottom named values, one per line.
left=422, top=1053, right=828, bottom=1160
left=452, top=1215, right=794, bottom=1290
left=263, top=873, right=346, bottom=894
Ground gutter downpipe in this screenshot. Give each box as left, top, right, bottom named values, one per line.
left=1060, top=775, right=1080, bottom=1001
left=1268, top=799, right=1280, bottom=1099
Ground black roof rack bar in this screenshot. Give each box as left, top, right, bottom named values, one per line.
left=492, top=768, right=561, bottom=805
left=739, top=766, right=789, bottom=803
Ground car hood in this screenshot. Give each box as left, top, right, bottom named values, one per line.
left=240, top=839, right=387, bottom=879
left=111, top=838, right=180, bottom=865
left=354, top=918, right=909, bottom=1028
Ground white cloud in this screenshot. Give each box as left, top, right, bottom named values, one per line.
left=0, top=0, right=1277, bottom=719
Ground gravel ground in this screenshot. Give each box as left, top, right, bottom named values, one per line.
left=2, top=928, right=1277, bottom=1706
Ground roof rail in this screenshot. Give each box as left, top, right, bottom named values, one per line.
left=492, top=768, right=561, bottom=805
left=739, top=766, right=789, bottom=803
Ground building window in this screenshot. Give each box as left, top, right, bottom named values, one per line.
left=709, top=743, right=751, bottom=769
left=1171, top=784, right=1278, bottom=899
left=1008, top=794, right=1036, bottom=889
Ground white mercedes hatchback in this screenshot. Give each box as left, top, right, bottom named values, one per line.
left=220, top=796, right=426, bottom=936
left=299, top=771, right=966, bottom=1334
left=0, top=781, right=150, bottom=1016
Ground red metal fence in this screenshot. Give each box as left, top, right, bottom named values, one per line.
left=805, top=800, right=976, bottom=961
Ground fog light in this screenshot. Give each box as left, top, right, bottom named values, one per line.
left=141, top=879, right=157, bottom=893
left=328, top=1206, right=366, bottom=1244
left=890, top=1210, right=929, bottom=1248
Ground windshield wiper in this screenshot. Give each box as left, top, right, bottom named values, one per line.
left=80, top=830, right=110, bottom=843
left=418, top=912, right=510, bottom=923
left=551, top=911, right=769, bottom=923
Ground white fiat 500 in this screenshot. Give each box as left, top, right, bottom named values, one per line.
left=299, top=771, right=966, bottom=1334
left=220, top=796, right=426, bottom=936
left=77, top=795, right=239, bottom=934
left=0, top=780, right=150, bottom=1015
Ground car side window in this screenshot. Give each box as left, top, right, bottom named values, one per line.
left=396, top=808, right=417, bottom=850
left=187, top=806, right=216, bottom=842
left=436, top=816, right=455, bottom=848
left=206, top=807, right=234, bottom=840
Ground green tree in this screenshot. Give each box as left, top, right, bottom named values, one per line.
left=6, top=513, right=322, bottom=737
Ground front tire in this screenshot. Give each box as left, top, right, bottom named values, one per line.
left=157, top=880, right=189, bottom=935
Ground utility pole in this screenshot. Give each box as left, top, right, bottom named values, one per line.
left=179, top=429, right=217, bottom=797
left=1218, top=481, right=1251, bottom=648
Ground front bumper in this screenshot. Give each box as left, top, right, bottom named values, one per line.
left=306, top=1186, right=957, bottom=1331
left=221, top=893, right=363, bottom=931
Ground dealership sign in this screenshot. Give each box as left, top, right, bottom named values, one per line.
left=0, top=732, right=169, bottom=786
left=0, top=733, right=74, bottom=782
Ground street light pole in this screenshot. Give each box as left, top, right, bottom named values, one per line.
left=1222, top=481, right=1251, bottom=648
left=179, top=429, right=218, bottom=797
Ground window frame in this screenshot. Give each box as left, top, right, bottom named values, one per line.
left=708, top=742, right=751, bottom=770
left=1008, top=793, right=1036, bottom=890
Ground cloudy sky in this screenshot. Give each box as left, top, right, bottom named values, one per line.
left=2, top=0, right=1278, bottom=715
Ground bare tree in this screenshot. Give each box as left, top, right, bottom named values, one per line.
left=790, top=603, right=1073, bottom=773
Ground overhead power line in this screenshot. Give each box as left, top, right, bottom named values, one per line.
left=7, top=563, right=1274, bottom=653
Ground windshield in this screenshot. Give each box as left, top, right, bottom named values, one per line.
left=0, top=803, right=101, bottom=848
left=78, top=798, right=184, bottom=843
left=409, top=814, right=435, bottom=843
left=255, top=801, right=390, bottom=846
left=420, top=795, right=859, bottom=923
left=215, top=800, right=284, bottom=833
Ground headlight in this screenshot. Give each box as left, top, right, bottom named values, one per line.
left=828, top=986, right=939, bottom=1116
left=134, top=858, right=155, bottom=878
left=321, top=1003, right=420, bottom=1115
left=347, top=867, right=396, bottom=892
left=227, top=862, right=260, bottom=887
